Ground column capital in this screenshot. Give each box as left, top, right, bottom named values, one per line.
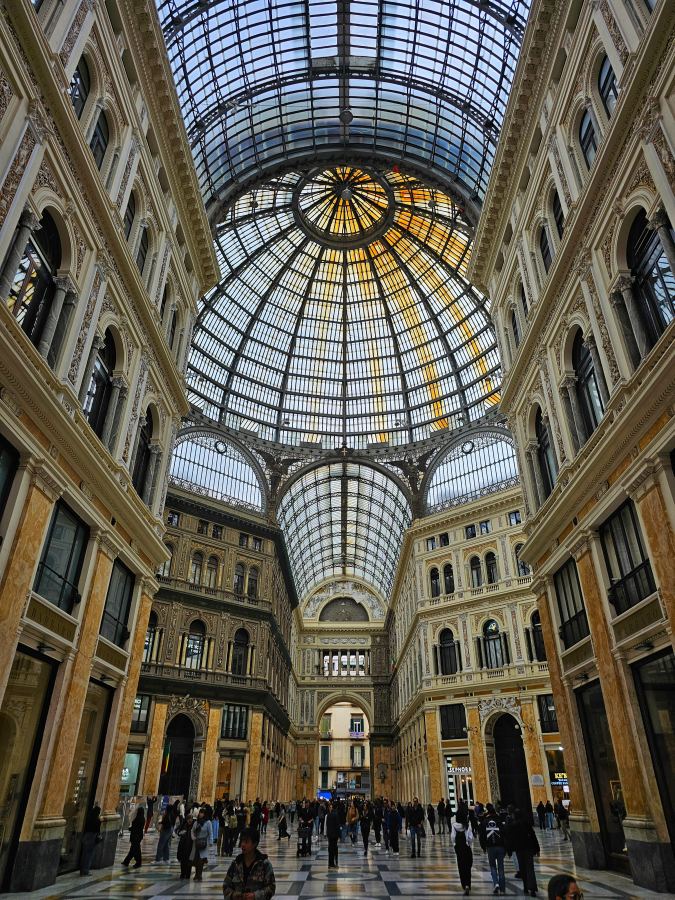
left=111, top=375, right=127, bottom=390
left=525, top=440, right=539, bottom=455
left=559, top=373, right=577, bottom=391
left=30, top=463, right=63, bottom=502
left=613, top=273, right=634, bottom=295
left=54, top=275, right=76, bottom=294
left=149, top=444, right=163, bottom=457
left=20, top=207, right=42, bottom=232
left=624, top=462, right=661, bottom=501
left=92, top=333, right=106, bottom=351
left=647, top=206, right=669, bottom=231
left=569, top=532, right=594, bottom=562
left=583, top=332, right=597, bottom=351
left=95, top=529, right=118, bottom=561
left=609, top=289, right=625, bottom=308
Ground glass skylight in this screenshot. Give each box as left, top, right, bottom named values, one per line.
left=426, top=431, right=519, bottom=511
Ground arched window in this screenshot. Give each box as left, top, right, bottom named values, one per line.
left=515, top=543, right=531, bottom=576
left=89, top=109, right=109, bottom=170
left=579, top=110, right=597, bottom=169
left=511, top=309, right=521, bottom=347
left=535, top=409, right=557, bottom=499
left=486, top=551, right=498, bottom=584
left=7, top=210, right=61, bottom=348
left=168, top=309, right=178, bottom=350
left=83, top=328, right=116, bottom=437
left=531, top=610, right=547, bottom=662
left=231, top=628, right=249, bottom=676
left=136, top=226, right=149, bottom=275
left=206, top=555, right=219, bottom=589
left=439, top=628, right=460, bottom=675
left=539, top=225, right=553, bottom=272
left=470, top=555, right=482, bottom=588
left=429, top=567, right=440, bottom=598
left=627, top=209, right=675, bottom=343
left=123, top=192, right=136, bottom=240
left=483, top=619, right=505, bottom=669
left=520, top=283, right=528, bottom=317
left=157, top=543, right=173, bottom=578
left=233, top=563, right=245, bottom=595
left=131, top=411, right=153, bottom=495
left=598, top=55, right=618, bottom=117
left=159, top=286, right=168, bottom=324
left=69, top=56, right=90, bottom=119
left=143, top=610, right=158, bottom=662
left=572, top=331, right=604, bottom=435
left=443, top=563, right=454, bottom=594
left=552, top=191, right=564, bottom=239
left=247, top=566, right=259, bottom=600
left=185, top=619, right=205, bottom=670
left=189, top=551, right=203, bottom=585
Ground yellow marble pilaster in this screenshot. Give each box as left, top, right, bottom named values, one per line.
left=40, top=539, right=115, bottom=818
left=0, top=469, right=58, bottom=704
left=576, top=547, right=649, bottom=820
left=519, top=699, right=548, bottom=805
left=295, top=742, right=315, bottom=800
left=141, top=700, right=169, bottom=795
left=633, top=477, right=675, bottom=642
left=424, top=709, right=443, bottom=803
left=245, top=710, right=264, bottom=801
left=200, top=704, right=222, bottom=804
left=101, top=589, right=153, bottom=814
left=466, top=706, right=489, bottom=803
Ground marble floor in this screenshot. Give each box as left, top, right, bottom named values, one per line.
left=2, top=825, right=668, bottom=899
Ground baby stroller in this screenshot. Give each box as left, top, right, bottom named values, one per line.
left=297, top=825, right=312, bottom=857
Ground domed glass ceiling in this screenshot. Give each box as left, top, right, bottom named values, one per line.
left=188, top=164, right=500, bottom=448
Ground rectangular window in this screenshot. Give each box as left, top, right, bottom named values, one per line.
left=439, top=532, right=449, bottom=547
left=321, top=770, right=329, bottom=789
left=252, top=537, right=262, bottom=552
left=537, top=694, right=558, bottom=732
left=320, top=745, right=330, bottom=767
left=34, top=500, right=89, bottom=613
left=439, top=703, right=467, bottom=739
left=509, top=510, right=521, bottom=526
left=239, top=532, right=249, bottom=548
left=599, top=500, right=655, bottom=614
left=212, top=524, right=223, bottom=539
left=167, top=510, right=180, bottom=526
left=351, top=745, right=363, bottom=767
left=553, top=558, right=590, bottom=649
left=100, top=559, right=135, bottom=646
left=0, top=433, right=19, bottom=517
left=465, top=524, right=476, bottom=539
left=221, top=704, right=249, bottom=740
left=426, top=537, right=436, bottom=551
left=350, top=716, right=364, bottom=734
left=479, top=519, right=491, bottom=534
left=130, top=694, right=151, bottom=733
left=197, top=519, right=209, bottom=535
left=320, top=714, right=331, bottom=736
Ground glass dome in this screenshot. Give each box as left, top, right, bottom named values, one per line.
left=188, top=164, right=500, bottom=448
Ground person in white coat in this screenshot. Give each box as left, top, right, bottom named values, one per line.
left=451, top=803, right=474, bottom=895
left=190, top=807, right=213, bottom=881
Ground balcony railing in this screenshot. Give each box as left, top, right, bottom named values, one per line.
left=559, top=608, right=591, bottom=650
left=349, top=730, right=366, bottom=739
left=141, top=661, right=267, bottom=689
left=607, top=560, right=656, bottom=615
left=156, top=575, right=272, bottom=611
left=423, top=661, right=548, bottom=690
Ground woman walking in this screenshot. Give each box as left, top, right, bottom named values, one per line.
left=122, top=808, right=145, bottom=869
left=451, top=804, right=474, bottom=895
left=176, top=813, right=194, bottom=879
left=347, top=801, right=359, bottom=845
left=190, top=807, right=213, bottom=881
left=426, top=803, right=436, bottom=836
left=155, top=807, right=174, bottom=862
left=506, top=809, right=540, bottom=897
left=360, top=801, right=373, bottom=857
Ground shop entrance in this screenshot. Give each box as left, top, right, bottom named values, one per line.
left=493, top=713, right=531, bottom=811
left=159, top=714, right=195, bottom=799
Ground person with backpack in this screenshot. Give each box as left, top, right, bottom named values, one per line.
left=479, top=803, right=507, bottom=895
left=555, top=801, right=571, bottom=842
left=451, top=803, right=474, bottom=895
left=223, top=827, right=276, bottom=900
left=190, top=807, right=213, bottom=881
left=505, top=808, right=540, bottom=897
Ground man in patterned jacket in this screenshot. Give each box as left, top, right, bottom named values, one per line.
left=223, top=827, right=276, bottom=900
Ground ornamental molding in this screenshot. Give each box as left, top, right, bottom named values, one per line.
left=167, top=693, right=208, bottom=723
left=478, top=695, right=520, bottom=724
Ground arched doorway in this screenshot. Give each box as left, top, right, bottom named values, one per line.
left=159, top=714, right=195, bottom=798
left=493, top=713, right=531, bottom=811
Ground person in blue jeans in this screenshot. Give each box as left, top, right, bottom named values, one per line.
left=407, top=798, right=424, bottom=858
left=155, top=808, right=173, bottom=862
left=479, top=804, right=507, bottom=895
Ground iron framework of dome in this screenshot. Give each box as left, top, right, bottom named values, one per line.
left=188, top=164, right=501, bottom=449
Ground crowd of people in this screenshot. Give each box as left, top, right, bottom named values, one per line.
left=109, top=793, right=576, bottom=899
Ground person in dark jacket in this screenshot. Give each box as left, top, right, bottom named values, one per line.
left=437, top=799, right=446, bottom=834
left=80, top=806, right=101, bottom=876
left=408, top=798, right=424, bottom=858
left=122, top=808, right=145, bottom=868
left=444, top=799, right=454, bottom=834
left=360, top=801, right=373, bottom=856
left=536, top=801, right=546, bottom=830
left=155, top=807, right=174, bottom=862
left=326, top=802, right=340, bottom=869
left=426, top=803, right=436, bottom=836
left=277, top=807, right=290, bottom=841
left=145, top=796, right=157, bottom=833
left=373, top=801, right=383, bottom=846
left=176, top=813, right=194, bottom=879
left=451, top=804, right=474, bottom=895
left=506, top=809, right=540, bottom=897
left=479, top=803, right=507, bottom=895
left=223, top=827, right=276, bottom=900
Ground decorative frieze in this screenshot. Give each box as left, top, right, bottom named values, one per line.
left=0, top=128, right=37, bottom=229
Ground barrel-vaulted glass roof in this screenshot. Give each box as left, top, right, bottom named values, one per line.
left=188, top=164, right=501, bottom=448
left=278, top=461, right=412, bottom=600
left=155, top=0, right=531, bottom=210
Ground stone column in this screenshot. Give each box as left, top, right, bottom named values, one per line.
left=246, top=710, right=264, bottom=800
left=128, top=415, right=147, bottom=477
left=465, top=705, right=489, bottom=803
left=519, top=699, right=548, bottom=806
left=38, top=536, right=117, bottom=820
left=0, top=207, right=41, bottom=300
left=610, top=290, right=641, bottom=369
left=77, top=334, right=105, bottom=405
left=424, top=708, right=443, bottom=803
left=0, top=463, right=60, bottom=706
left=559, top=378, right=581, bottom=453
left=107, top=383, right=128, bottom=457
left=648, top=207, right=675, bottom=277
left=100, top=376, right=124, bottom=449
left=49, top=286, right=77, bottom=369
left=615, top=275, right=650, bottom=359
left=200, top=703, right=222, bottom=805
left=37, top=276, right=73, bottom=359
left=141, top=444, right=160, bottom=505
left=584, top=334, right=609, bottom=406
left=141, top=700, right=169, bottom=795
left=526, top=442, right=545, bottom=508
left=562, top=375, right=587, bottom=446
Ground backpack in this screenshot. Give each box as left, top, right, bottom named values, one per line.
left=485, top=818, right=502, bottom=846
